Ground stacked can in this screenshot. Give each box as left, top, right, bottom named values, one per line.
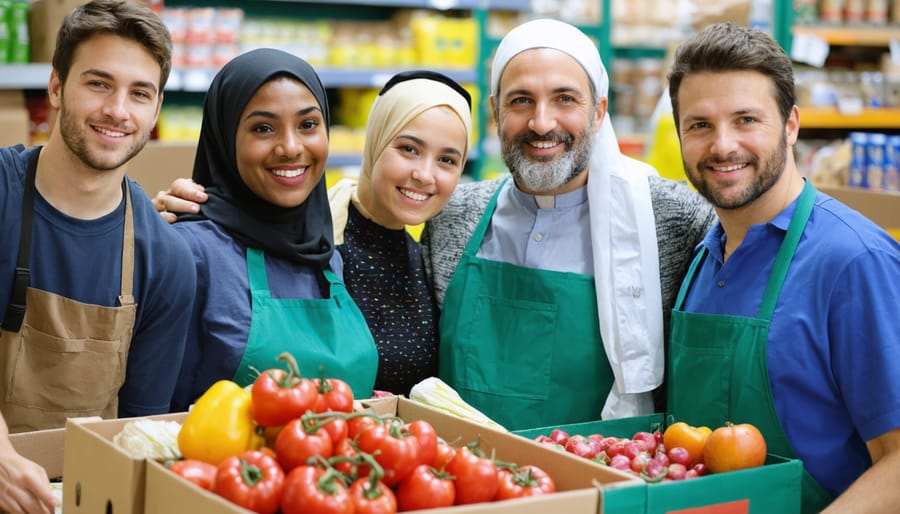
left=848, top=132, right=869, bottom=188
left=885, top=135, right=900, bottom=192
left=0, top=0, right=27, bottom=63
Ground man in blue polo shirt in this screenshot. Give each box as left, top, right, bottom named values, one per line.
left=666, top=22, right=900, bottom=514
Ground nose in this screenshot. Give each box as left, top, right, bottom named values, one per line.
left=528, top=103, right=558, bottom=135
left=412, top=161, right=436, bottom=185
left=710, top=125, right=740, bottom=158
left=101, top=91, right=129, bottom=121
left=275, top=131, right=301, bottom=158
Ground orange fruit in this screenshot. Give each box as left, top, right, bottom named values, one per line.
left=663, top=421, right=711, bottom=467
left=702, top=422, right=767, bottom=473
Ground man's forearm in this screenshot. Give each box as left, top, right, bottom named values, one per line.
left=820, top=450, right=900, bottom=514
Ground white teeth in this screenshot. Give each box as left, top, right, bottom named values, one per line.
left=711, top=164, right=745, bottom=172
left=530, top=141, right=557, bottom=149
left=400, top=188, right=428, bottom=201
left=95, top=127, right=126, bottom=137
left=272, top=168, right=306, bottom=178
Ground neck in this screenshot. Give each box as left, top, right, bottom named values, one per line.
left=352, top=182, right=403, bottom=230
left=36, top=138, right=125, bottom=219
left=718, top=161, right=805, bottom=262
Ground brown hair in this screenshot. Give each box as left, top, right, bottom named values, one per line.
left=53, top=0, right=173, bottom=90
left=667, top=22, right=795, bottom=131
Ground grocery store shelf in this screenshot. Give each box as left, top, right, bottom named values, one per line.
left=791, top=25, right=900, bottom=46
left=0, top=64, right=477, bottom=91
left=613, top=46, right=668, bottom=59
left=800, top=107, right=900, bottom=129
left=263, top=0, right=530, bottom=10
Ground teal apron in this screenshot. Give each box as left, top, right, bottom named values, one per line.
left=668, top=180, right=832, bottom=513
left=233, top=248, right=378, bottom=399
left=439, top=180, right=614, bottom=431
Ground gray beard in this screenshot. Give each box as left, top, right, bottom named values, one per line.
left=502, top=123, right=594, bottom=194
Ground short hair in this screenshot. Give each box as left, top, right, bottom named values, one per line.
left=668, top=22, right=795, bottom=131
left=52, top=0, right=173, bottom=90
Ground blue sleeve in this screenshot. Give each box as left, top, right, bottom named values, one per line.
left=117, top=203, right=197, bottom=418
left=831, top=245, right=900, bottom=441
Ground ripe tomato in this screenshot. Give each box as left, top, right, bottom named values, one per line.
left=281, top=465, right=353, bottom=514
left=702, top=422, right=767, bottom=473
left=494, top=465, right=556, bottom=500
left=275, top=417, right=334, bottom=472
left=404, top=420, right=438, bottom=468
left=395, top=464, right=455, bottom=510
left=662, top=422, right=711, bottom=467
left=348, top=478, right=398, bottom=514
left=168, top=459, right=217, bottom=490
left=348, top=414, right=380, bottom=440
left=313, top=378, right=355, bottom=413
left=321, top=417, right=349, bottom=446
left=432, top=439, right=456, bottom=470
left=213, top=451, right=284, bottom=514
left=445, top=445, right=499, bottom=505
left=251, top=354, right=319, bottom=427
left=355, top=421, right=421, bottom=486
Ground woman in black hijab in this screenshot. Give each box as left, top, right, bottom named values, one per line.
left=170, top=48, right=377, bottom=412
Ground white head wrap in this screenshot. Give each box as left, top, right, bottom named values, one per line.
left=491, top=18, right=664, bottom=418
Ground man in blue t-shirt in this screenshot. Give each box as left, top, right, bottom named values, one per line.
left=666, top=23, right=900, bottom=514
left=0, top=2, right=195, bottom=513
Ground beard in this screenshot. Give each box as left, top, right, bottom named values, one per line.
left=501, top=119, right=594, bottom=193
left=58, top=98, right=148, bottom=172
left=686, top=132, right=788, bottom=210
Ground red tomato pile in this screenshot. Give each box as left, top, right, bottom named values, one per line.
left=167, top=359, right=556, bottom=513
left=534, top=420, right=766, bottom=483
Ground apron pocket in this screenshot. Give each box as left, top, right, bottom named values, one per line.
left=460, top=295, right=556, bottom=401
left=6, top=324, right=127, bottom=412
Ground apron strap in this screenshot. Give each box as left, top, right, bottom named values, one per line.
left=2, top=148, right=41, bottom=332
left=673, top=247, right=707, bottom=311
left=757, top=180, right=816, bottom=320
left=118, top=180, right=135, bottom=306
left=461, top=177, right=509, bottom=256
left=246, top=248, right=270, bottom=298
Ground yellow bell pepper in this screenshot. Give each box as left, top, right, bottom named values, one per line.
left=177, top=379, right=265, bottom=465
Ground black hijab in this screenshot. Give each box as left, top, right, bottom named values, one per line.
left=182, top=48, right=334, bottom=267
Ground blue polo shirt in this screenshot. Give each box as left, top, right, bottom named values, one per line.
left=682, top=189, right=900, bottom=497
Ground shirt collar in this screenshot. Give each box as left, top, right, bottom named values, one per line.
left=510, top=181, right=589, bottom=211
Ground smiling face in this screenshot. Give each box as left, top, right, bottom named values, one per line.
left=676, top=70, right=799, bottom=212
left=49, top=33, right=162, bottom=172
left=492, top=48, right=605, bottom=195
left=234, top=76, right=329, bottom=208
left=362, top=106, right=467, bottom=229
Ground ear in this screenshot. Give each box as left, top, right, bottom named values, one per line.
left=48, top=69, right=63, bottom=109
left=786, top=105, right=800, bottom=145
left=594, top=96, right=608, bottom=132
left=489, top=95, right=498, bottom=125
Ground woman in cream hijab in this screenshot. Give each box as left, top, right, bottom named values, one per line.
left=329, top=71, right=472, bottom=396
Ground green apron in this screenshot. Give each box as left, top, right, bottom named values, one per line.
left=668, top=180, right=832, bottom=513
left=439, top=180, right=614, bottom=431
left=233, top=248, right=378, bottom=400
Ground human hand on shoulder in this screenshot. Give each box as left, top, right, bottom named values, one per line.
left=152, top=178, right=207, bottom=224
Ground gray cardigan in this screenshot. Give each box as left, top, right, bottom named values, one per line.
left=420, top=176, right=717, bottom=341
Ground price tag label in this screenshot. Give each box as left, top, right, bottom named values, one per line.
left=890, top=39, right=900, bottom=65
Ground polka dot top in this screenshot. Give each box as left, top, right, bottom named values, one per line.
left=339, top=201, right=440, bottom=395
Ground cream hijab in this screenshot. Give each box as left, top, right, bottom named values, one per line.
left=492, top=18, right=664, bottom=418
left=329, top=74, right=473, bottom=243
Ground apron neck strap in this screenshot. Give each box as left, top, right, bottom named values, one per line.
left=1, top=148, right=41, bottom=332
left=461, top=177, right=509, bottom=256
left=757, top=179, right=816, bottom=320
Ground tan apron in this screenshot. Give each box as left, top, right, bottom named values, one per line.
left=0, top=148, right=137, bottom=433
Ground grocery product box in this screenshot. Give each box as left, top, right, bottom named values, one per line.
left=126, top=141, right=197, bottom=199
left=819, top=185, right=900, bottom=240
left=62, top=412, right=185, bottom=514
left=28, top=0, right=86, bottom=63
left=0, top=89, right=31, bottom=147
left=143, top=396, right=641, bottom=514
left=9, top=425, right=66, bottom=480
left=515, top=414, right=803, bottom=514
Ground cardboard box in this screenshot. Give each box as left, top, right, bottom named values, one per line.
left=0, top=90, right=31, bottom=147
left=125, top=141, right=197, bottom=198
left=62, top=412, right=185, bottom=514
left=819, top=185, right=900, bottom=239
left=516, top=414, right=803, bottom=514
left=28, top=0, right=86, bottom=63
left=9, top=425, right=66, bottom=480
left=143, top=397, right=641, bottom=514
